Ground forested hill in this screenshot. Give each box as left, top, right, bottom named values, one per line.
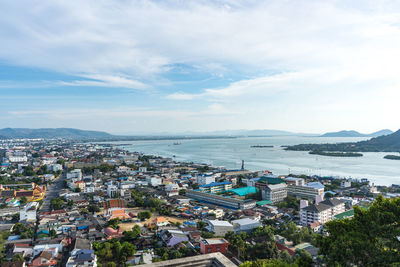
left=0, top=128, right=114, bottom=140
left=286, top=129, right=400, bottom=152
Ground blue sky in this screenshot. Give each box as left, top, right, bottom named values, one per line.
left=1, top=0, right=399, bottom=134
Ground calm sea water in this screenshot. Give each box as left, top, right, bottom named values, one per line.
left=107, top=136, right=400, bottom=186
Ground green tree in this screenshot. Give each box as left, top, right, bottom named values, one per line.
left=137, top=211, right=152, bottom=221
left=316, top=195, right=400, bottom=266
left=105, top=218, right=120, bottom=230
left=240, top=259, right=297, bottom=267
left=12, top=254, right=25, bottom=262
left=196, top=220, right=207, bottom=231
left=294, top=249, right=313, bottom=267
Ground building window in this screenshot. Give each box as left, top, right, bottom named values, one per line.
left=207, top=248, right=212, bottom=253
left=216, top=246, right=220, bottom=251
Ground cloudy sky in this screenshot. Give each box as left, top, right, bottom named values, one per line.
left=0, top=0, right=399, bottom=134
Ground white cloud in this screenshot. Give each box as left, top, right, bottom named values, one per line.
left=58, top=74, right=148, bottom=89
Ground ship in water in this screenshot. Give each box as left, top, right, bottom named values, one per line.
left=173, top=142, right=181, bottom=145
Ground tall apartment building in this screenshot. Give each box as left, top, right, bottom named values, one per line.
left=300, top=198, right=345, bottom=226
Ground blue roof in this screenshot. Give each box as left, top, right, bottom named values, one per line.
left=229, top=186, right=258, bottom=196
left=199, top=181, right=232, bottom=188
left=305, top=182, right=325, bottom=189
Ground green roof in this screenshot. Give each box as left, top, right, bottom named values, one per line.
left=258, top=177, right=286, bottom=184
left=256, top=200, right=273, bottom=206
left=334, top=209, right=354, bottom=220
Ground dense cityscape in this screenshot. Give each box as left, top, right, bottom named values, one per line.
left=0, top=138, right=399, bottom=267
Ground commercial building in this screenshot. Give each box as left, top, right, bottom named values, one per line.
left=196, top=174, right=216, bottom=185
left=287, top=182, right=324, bottom=199
left=260, top=183, right=287, bottom=203
left=200, top=238, right=229, bottom=254
left=206, top=220, right=234, bottom=236
left=300, top=198, right=346, bottom=226
left=199, top=182, right=232, bottom=194
left=186, top=190, right=256, bottom=210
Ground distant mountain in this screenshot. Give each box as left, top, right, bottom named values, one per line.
left=287, top=129, right=400, bottom=152
left=0, top=128, right=114, bottom=140
left=198, top=129, right=317, bottom=137
left=320, top=129, right=393, bottom=137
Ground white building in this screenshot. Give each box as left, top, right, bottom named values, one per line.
left=107, top=183, right=118, bottom=198
left=147, top=177, right=162, bottom=187
left=341, top=180, right=352, bottom=188
left=196, top=174, right=215, bottom=185
left=261, top=183, right=287, bottom=203
left=206, top=220, right=234, bottom=236
left=67, top=169, right=82, bottom=180
left=300, top=198, right=346, bottom=226
left=20, top=202, right=39, bottom=222
left=232, top=218, right=261, bottom=233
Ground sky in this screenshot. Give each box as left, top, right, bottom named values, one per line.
left=0, top=0, right=399, bottom=134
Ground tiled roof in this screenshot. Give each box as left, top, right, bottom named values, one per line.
left=103, top=199, right=125, bottom=209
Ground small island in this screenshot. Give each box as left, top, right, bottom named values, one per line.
left=384, top=155, right=400, bottom=160
left=309, top=151, right=363, bottom=157
left=251, top=145, right=274, bottom=148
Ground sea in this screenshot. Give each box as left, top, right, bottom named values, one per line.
left=104, top=136, right=400, bottom=186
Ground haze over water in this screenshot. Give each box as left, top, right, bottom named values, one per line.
left=108, top=136, right=400, bottom=186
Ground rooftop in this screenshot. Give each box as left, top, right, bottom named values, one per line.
left=201, top=238, right=229, bottom=245
left=199, top=182, right=232, bottom=188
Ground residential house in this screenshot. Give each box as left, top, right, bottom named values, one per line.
left=200, top=238, right=229, bottom=254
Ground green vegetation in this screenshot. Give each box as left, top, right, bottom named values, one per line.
left=137, top=211, right=152, bottom=221
left=154, top=246, right=197, bottom=262
left=276, top=196, right=299, bottom=210
left=50, top=197, right=65, bottom=210
left=309, top=151, right=363, bottom=157
left=277, top=222, right=317, bottom=246
left=384, top=154, right=400, bottom=160
left=12, top=223, right=34, bottom=239
left=105, top=218, right=120, bottom=230
left=317, top=195, right=400, bottom=266
left=93, top=239, right=136, bottom=265
left=0, top=231, right=11, bottom=263
left=122, top=225, right=141, bottom=241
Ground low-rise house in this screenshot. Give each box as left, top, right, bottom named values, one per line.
left=232, top=218, right=261, bottom=233
left=160, top=230, right=189, bottom=247
left=104, top=227, right=124, bottom=240
left=153, top=217, right=169, bottom=227
left=66, top=249, right=97, bottom=267
left=29, top=251, right=58, bottom=267
left=200, top=238, right=229, bottom=254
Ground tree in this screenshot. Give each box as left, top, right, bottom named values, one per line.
left=294, top=249, right=313, bottom=267
left=178, top=189, right=186, bottom=195
left=137, top=211, right=152, bottom=221
left=106, top=218, right=120, bottom=230
left=50, top=197, right=64, bottom=210
left=12, top=254, right=24, bottom=262
left=88, top=205, right=100, bottom=213
left=240, top=259, right=297, bottom=267
left=20, top=196, right=27, bottom=205
left=196, top=221, right=207, bottom=231
left=50, top=229, right=57, bottom=238
left=280, top=250, right=293, bottom=264
left=316, top=195, right=400, bottom=266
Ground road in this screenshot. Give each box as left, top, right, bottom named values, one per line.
left=40, top=171, right=66, bottom=212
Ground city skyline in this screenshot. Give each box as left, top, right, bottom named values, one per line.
left=1, top=1, right=400, bottom=134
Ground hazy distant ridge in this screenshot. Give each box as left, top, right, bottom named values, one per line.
left=0, top=128, right=113, bottom=139
left=321, top=129, right=393, bottom=137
